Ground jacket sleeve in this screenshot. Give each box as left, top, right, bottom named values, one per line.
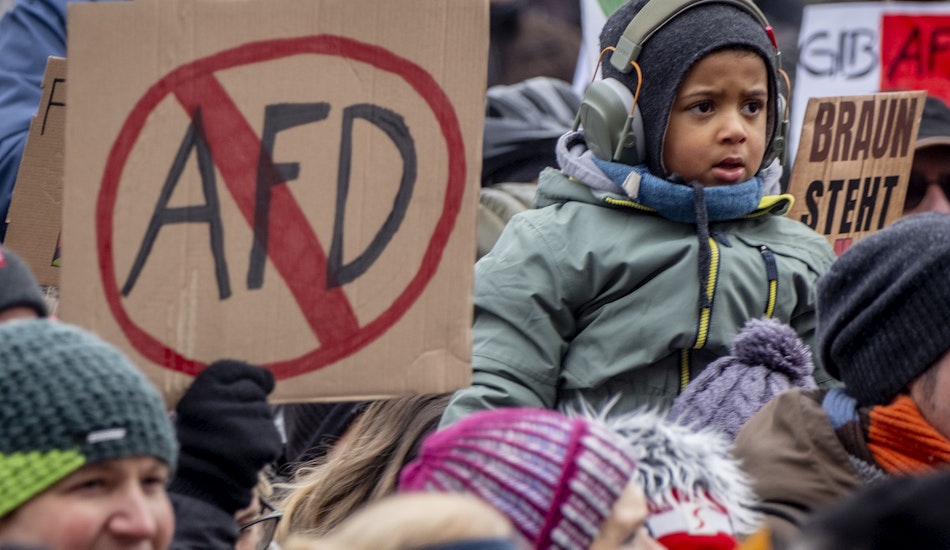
left=0, top=0, right=68, bottom=236
left=732, top=389, right=863, bottom=545
left=785, top=236, right=840, bottom=388
left=441, top=212, right=576, bottom=427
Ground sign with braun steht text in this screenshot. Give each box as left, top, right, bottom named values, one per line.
left=60, top=0, right=487, bottom=404
left=787, top=91, right=925, bottom=255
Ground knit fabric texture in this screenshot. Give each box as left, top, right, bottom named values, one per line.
left=667, top=316, right=817, bottom=441
left=398, top=408, right=638, bottom=550
left=598, top=0, right=779, bottom=178
left=816, top=213, right=950, bottom=406
left=0, top=319, right=177, bottom=518
left=867, top=395, right=950, bottom=475
left=0, top=246, right=48, bottom=317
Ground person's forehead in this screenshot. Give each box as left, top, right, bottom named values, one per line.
left=74, top=455, right=169, bottom=475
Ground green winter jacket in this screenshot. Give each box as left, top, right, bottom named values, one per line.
left=441, top=166, right=835, bottom=427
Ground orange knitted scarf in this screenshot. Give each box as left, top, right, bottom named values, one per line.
left=868, top=394, right=950, bottom=474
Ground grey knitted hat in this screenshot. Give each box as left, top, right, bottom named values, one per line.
left=0, top=246, right=48, bottom=318
left=0, top=320, right=178, bottom=517
left=817, top=213, right=950, bottom=406
left=599, top=0, right=779, bottom=177
left=667, top=316, right=816, bottom=441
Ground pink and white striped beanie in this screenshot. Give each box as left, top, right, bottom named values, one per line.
left=398, top=408, right=638, bottom=549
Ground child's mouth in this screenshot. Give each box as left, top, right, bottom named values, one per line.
left=712, top=159, right=745, bottom=183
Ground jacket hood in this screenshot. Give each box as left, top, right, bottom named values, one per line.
left=562, top=401, right=762, bottom=536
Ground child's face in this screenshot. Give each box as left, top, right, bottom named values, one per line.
left=0, top=456, right=174, bottom=550
left=662, top=49, right=768, bottom=187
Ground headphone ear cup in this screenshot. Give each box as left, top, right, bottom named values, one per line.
left=765, top=93, right=789, bottom=167
left=575, top=78, right=645, bottom=165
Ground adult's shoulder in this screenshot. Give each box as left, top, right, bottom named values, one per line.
left=733, top=388, right=865, bottom=540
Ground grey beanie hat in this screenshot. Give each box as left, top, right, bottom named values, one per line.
left=817, top=213, right=950, bottom=406
left=0, top=319, right=178, bottom=517
left=0, top=246, right=48, bottom=317
left=599, top=0, right=779, bottom=177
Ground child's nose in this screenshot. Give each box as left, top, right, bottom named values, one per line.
left=718, top=111, right=748, bottom=143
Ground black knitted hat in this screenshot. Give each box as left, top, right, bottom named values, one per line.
left=598, top=0, right=779, bottom=177
left=817, top=213, right=950, bottom=406
left=0, top=246, right=48, bottom=317
left=0, top=320, right=177, bottom=517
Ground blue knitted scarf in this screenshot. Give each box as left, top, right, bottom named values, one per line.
left=592, top=159, right=764, bottom=223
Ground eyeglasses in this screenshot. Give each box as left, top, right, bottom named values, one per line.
left=238, top=498, right=283, bottom=550
left=904, top=171, right=950, bottom=211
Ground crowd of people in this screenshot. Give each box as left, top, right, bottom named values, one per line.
left=3, top=0, right=950, bottom=548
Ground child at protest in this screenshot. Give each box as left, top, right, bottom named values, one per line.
left=440, top=0, right=835, bottom=426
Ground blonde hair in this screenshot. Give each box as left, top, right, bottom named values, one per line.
left=282, top=493, right=518, bottom=550
left=275, top=393, right=450, bottom=542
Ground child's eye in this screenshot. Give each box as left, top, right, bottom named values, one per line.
left=742, top=100, right=764, bottom=115
left=689, top=101, right=714, bottom=114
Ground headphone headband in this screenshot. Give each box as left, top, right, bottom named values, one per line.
left=611, top=0, right=778, bottom=73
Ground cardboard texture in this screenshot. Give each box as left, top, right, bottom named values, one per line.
left=789, top=3, right=950, bottom=167
left=5, top=56, right=66, bottom=287
left=786, top=90, right=925, bottom=256
left=61, top=0, right=488, bottom=404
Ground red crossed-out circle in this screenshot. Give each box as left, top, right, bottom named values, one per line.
left=97, top=35, right=466, bottom=380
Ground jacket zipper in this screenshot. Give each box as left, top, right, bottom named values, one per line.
left=680, top=236, right=720, bottom=391
left=759, top=245, right=778, bottom=318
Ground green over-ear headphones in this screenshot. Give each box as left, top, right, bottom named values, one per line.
left=574, top=0, right=789, bottom=167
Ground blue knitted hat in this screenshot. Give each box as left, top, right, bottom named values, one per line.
left=0, top=320, right=178, bottom=517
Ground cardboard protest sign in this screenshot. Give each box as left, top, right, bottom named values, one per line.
left=4, top=56, right=66, bottom=287
left=61, top=0, right=488, bottom=404
left=787, top=91, right=925, bottom=255
left=791, top=2, right=950, bottom=167
left=880, top=14, right=950, bottom=102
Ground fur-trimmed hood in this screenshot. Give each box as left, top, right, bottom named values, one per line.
left=562, top=401, right=762, bottom=537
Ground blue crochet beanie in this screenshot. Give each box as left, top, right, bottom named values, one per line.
left=0, top=320, right=178, bottom=517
